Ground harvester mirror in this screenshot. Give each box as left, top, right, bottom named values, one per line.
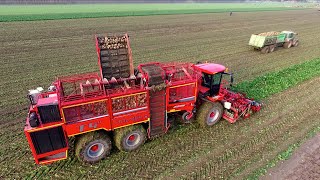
left=222, top=72, right=234, bottom=87
left=48, top=85, right=56, bottom=92
left=29, top=112, right=39, bottom=128
left=230, top=73, right=234, bottom=86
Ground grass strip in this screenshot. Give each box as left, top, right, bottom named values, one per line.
left=0, top=7, right=302, bottom=22
left=245, top=125, right=320, bottom=180
left=233, top=57, right=320, bottom=100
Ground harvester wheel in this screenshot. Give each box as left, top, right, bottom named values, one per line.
left=284, top=41, right=292, bottom=49
left=178, top=111, right=195, bottom=124
left=114, top=124, right=146, bottom=152
left=269, top=45, right=275, bottom=53
left=293, top=40, right=299, bottom=47
left=261, top=46, right=270, bottom=54
left=196, top=102, right=223, bottom=128
left=75, top=131, right=112, bottom=164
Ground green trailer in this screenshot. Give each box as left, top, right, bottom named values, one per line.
left=249, top=31, right=299, bottom=54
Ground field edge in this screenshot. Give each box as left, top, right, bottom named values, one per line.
left=245, top=126, right=320, bottom=180
left=0, top=7, right=305, bottom=22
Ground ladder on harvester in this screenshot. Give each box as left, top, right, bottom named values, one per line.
left=139, top=63, right=169, bottom=138
left=149, top=89, right=168, bottom=138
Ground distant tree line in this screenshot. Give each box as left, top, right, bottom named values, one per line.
left=0, top=0, right=312, bottom=4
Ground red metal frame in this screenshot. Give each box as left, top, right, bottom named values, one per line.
left=204, top=83, right=261, bottom=123
left=24, top=122, right=68, bottom=164
left=57, top=73, right=150, bottom=133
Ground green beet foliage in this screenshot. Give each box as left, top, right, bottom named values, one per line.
left=233, top=57, right=320, bottom=100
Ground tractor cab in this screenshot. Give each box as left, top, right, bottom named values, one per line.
left=193, top=63, right=233, bottom=97
left=281, top=31, right=298, bottom=41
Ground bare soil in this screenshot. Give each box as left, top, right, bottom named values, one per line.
left=263, top=133, right=320, bottom=180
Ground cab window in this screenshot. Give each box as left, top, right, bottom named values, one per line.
left=212, top=73, right=222, bottom=85
left=202, top=73, right=211, bottom=88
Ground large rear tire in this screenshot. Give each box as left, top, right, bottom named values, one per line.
left=284, top=41, right=292, bottom=49
left=114, top=124, right=146, bottom=152
left=75, top=131, right=112, bottom=164
left=261, top=46, right=270, bottom=54
left=196, top=102, right=223, bottom=128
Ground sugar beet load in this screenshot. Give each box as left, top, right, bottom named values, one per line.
left=249, top=31, right=299, bottom=53
left=24, top=34, right=261, bottom=164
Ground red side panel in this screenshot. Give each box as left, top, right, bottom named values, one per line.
left=112, top=110, right=149, bottom=129
left=167, top=82, right=197, bottom=113
left=65, top=115, right=111, bottom=136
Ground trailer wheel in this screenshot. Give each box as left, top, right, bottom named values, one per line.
left=114, top=124, right=146, bottom=152
left=284, top=41, right=292, bottom=49
left=196, top=102, right=223, bottom=128
left=293, top=40, right=299, bottom=47
left=75, top=131, right=112, bottom=164
left=261, top=46, right=270, bottom=54
left=269, top=45, right=275, bottom=53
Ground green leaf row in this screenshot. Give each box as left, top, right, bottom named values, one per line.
left=233, top=57, right=320, bottom=100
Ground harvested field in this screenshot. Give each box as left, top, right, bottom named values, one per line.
left=0, top=9, right=320, bottom=179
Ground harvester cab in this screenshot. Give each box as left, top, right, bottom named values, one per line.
left=193, top=63, right=233, bottom=97
left=192, top=62, right=261, bottom=124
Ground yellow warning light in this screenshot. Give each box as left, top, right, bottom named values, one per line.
left=225, top=68, right=229, bottom=73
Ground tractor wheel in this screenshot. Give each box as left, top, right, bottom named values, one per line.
left=284, top=41, right=292, bottom=49
left=261, top=46, right=270, bottom=54
left=293, top=40, right=299, bottom=47
left=75, top=131, right=112, bottom=164
left=114, top=124, right=146, bottom=152
left=269, top=45, right=276, bottom=53
left=196, top=102, right=223, bottom=128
